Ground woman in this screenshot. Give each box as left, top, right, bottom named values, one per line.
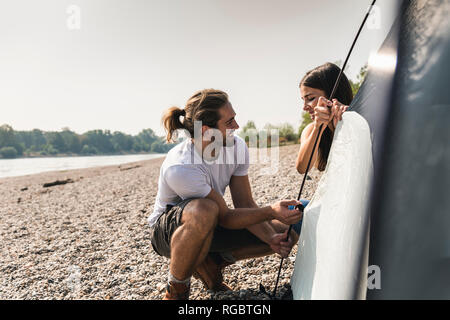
left=296, top=62, right=353, bottom=174
left=292, top=63, right=353, bottom=220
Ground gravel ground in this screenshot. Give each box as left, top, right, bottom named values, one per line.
left=0, top=144, right=322, bottom=300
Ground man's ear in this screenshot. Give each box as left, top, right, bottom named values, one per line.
left=201, top=125, right=210, bottom=136
left=203, top=126, right=220, bottom=142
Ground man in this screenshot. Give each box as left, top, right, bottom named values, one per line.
left=149, top=89, right=303, bottom=299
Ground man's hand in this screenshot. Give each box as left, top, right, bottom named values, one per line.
left=269, top=230, right=296, bottom=258
left=270, top=200, right=303, bottom=225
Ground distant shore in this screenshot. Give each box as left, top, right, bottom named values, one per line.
left=0, top=151, right=166, bottom=160
left=0, top=144, right=322, bottom=300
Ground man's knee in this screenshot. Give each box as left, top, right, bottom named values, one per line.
left=182, top=199, right=219, bottom=233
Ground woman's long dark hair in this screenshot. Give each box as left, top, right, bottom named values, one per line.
left=300, top=62, right=354, bottom=171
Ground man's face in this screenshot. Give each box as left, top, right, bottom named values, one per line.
left=215, top=101, right=239, bottom=146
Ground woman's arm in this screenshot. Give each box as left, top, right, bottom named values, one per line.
left=296, top=96, right=332, bottom=174
left=295, top=122, right=326, bottom=174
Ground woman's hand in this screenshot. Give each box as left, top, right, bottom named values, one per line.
left=330, top=99, right=349, bottom=129
left=314, top=97, right=349, bottom=130
left=313, top=97, right=334, bottom=129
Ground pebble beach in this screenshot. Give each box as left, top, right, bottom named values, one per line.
left=0, top=144, right=322, bottom=300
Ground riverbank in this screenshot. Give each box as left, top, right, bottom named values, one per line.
left=0, top=144, right=322, bottom=300
left=0, top=151, right=166, bottom=160
left=0, top=153, right=167, bottom=179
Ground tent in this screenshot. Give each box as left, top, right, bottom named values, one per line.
left=290, top=0, right=450, bottom=299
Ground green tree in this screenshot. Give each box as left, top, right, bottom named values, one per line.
left=150, top=138, right=176, bottom=153
left=238, top=121, right=258, bottom=143
left=350, top=64, right=368, bottom=96
left=150, top=140, right=164, bottom=153
left=298, top=112, right=313, bottom=138
left=0, top=146, right=18, bottom=158
left=46, top=132, right=67, bottom=153
left=30, top=129, right=47, bottom=151
left=83, top=130, right=114, bottom=153
left=43, top=144, right=59, bottom=155
left=132, top=140, right=142, bottom=152
left=0, top=124, right=23, bottom=155
left=60, top=128, right=81, bottom=153
left=0, top=124, right=16, bottom=147
left=80, top=144, right=98, bottom=155
left=111, top=131, right=134, bottom=152
left=16, top=131, right=33, bottom=150
left=242, top=121, right=256, bottom=132
left=279, top=123, right=297, bottom=141
left=136, top=128, right=158, bottom=152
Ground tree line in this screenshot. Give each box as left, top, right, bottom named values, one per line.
left=0, top=126, right=176, bottom=159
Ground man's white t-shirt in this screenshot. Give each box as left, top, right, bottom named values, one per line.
left=148, top=136, right=249, bottom=227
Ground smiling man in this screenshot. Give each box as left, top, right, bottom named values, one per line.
left=148, top=89, right=303, bottom=300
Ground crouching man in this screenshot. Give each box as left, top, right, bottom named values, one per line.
left=148, top=89, right=303, bottom=300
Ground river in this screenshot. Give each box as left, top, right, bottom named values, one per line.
left=0, top=153, right=166, bottom=178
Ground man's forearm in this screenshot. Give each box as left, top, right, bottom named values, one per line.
left=247, top=221, right=277, bottom=244
left=241, top=199, right=277, bottom=244
left=219, top=206, right=273, bottom=230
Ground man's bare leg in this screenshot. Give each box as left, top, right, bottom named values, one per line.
left=169, top=199, right=219, bottom=281
left=193, top=229, right=215, bottom=267
left=230, top=243, right=274, bottom=261
left=269, top=219, right=300, bottom=244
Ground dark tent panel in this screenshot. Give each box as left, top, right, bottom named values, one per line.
left=366, top=0, right=450, bottom=299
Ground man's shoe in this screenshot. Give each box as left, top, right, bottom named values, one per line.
left=193, top=253, right=233, bottom=292
left=163, top=281, right=190, bottom=300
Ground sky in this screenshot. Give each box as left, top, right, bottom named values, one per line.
left=0, top=0, right=399, bottom=136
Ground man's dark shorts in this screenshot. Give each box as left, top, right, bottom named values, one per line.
left=149, top=198, right=267, bottom=258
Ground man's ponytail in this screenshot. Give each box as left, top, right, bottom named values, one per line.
left=162, top=106, right=185, bottom=143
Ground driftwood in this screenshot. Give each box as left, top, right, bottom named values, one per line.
left=43, top=179, right=74, bottom=188
left=119, top=165, right=141, bottom=171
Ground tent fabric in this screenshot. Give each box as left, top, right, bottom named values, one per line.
left=367, top=0, right=450, bottom=299
left=291, top=112, right=373, bottom=299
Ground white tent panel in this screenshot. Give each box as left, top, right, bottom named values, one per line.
left=291, top=111, right=373, bottom=300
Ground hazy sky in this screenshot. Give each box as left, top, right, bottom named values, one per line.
left=0, top=0, right=398, bottom=136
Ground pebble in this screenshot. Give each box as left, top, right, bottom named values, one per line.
left=157, top=283, right=166, bottom=292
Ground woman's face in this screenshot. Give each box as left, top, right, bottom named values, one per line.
left=300, top=85, right=326, bottom=120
